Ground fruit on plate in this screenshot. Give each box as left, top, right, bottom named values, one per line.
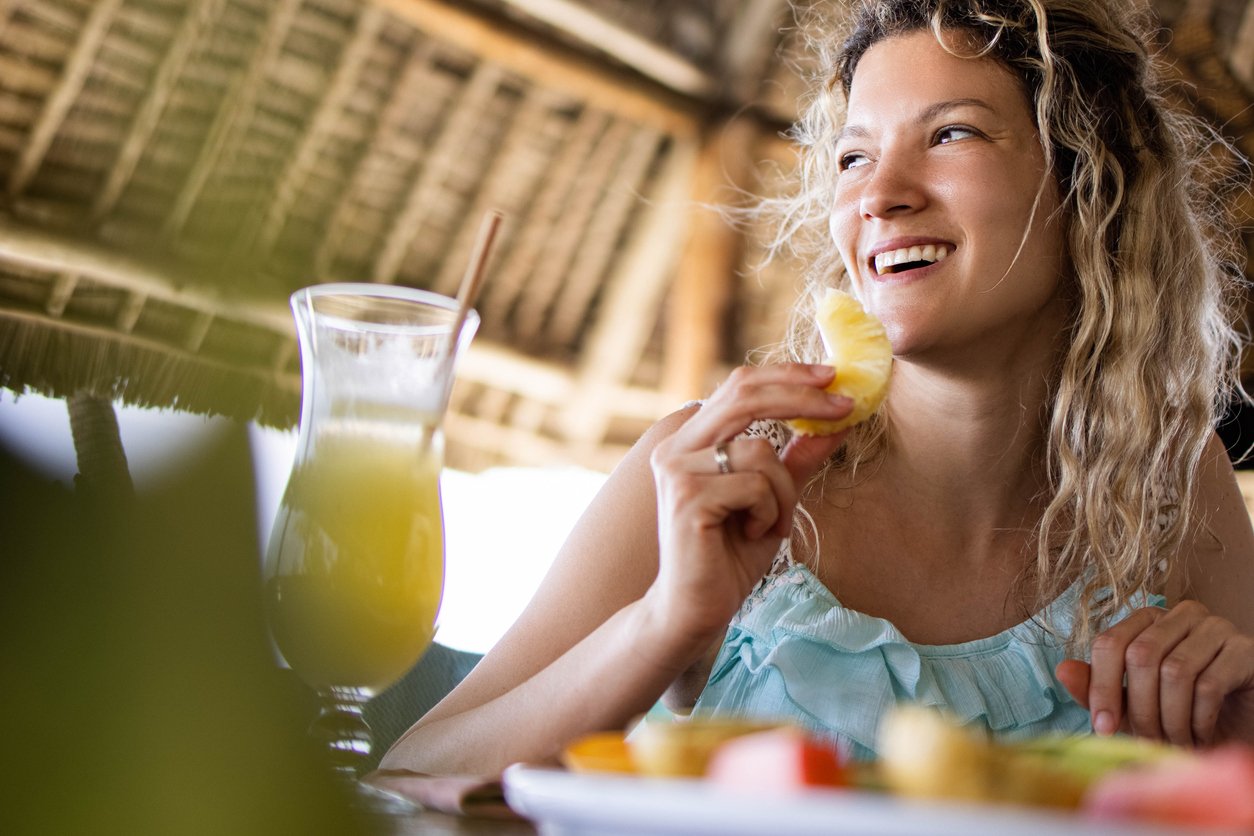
left=876, top=705, right=1180, bottom=810
left=561, top=731, right=635, bottom=774
left=706, top=727, right=848, bottom=791
left=628, top=718, right=780, bottom=778
left=1083, top=743, right=1254, bottom=829
left=788, top=288, right=893, bottom=437
left=877, top=704, right=1042, bottom=804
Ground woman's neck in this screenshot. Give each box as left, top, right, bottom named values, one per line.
left=873, top=349, right=1057, bottom=541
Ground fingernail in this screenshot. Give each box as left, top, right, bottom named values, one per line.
left=1094, top=710, right=1115, bottom=735
left=828, top=394, right=853, bottom=409
left=808, top=363, right=836, bottom=378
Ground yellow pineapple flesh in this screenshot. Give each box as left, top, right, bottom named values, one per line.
left=788, top=288, right=893, bottom=436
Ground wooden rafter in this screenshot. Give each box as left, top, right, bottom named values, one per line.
left=428, top=84, right=554, bottom=298
left=374, top=0, right=699, bottom=137
left=164, top=0, right=302, bottom=237
left=0, top=221, right=291, bottom=333
left=0, top=0, right=21, bottom=44
left=92, top=0, right=229, bottom=221
left=250, top=5, right=388, bottom=260
left=512, top=118, right=632, bottom=344
left=559, top=136, right=699, bottom=443
left=716, top=0, right=793, bottom=102
left=497, top=0, right=716, bottom=98
left=484, top=106, right=608, bottom=326
left=7, top=0, right=123, bottom=198
left=547, top=126, right=663, bottom=346
left=370, top=61, right=504, bottom=284
left=312, top=37, right=435, bottom=280
left=44, top=270, right=78, bottom=317
left=1235, top=3, right=1254, bottom=87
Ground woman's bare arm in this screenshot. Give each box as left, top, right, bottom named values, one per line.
left=379, top=408, right=703, bottom=774
left=379, top=364, right=849, bottom=775
left=1182, top=431, right=1254, bottom=634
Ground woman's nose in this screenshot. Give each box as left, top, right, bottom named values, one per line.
left=858, top=152, right=927, bottom=219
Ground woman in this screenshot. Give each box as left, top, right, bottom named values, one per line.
left=381, top=0, right=1254, bottom=774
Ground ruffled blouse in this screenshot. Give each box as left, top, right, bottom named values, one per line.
left=692, top=560, right=1165, bottom=762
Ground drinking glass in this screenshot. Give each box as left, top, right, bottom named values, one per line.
left=263, top=283, right=478, bottom=778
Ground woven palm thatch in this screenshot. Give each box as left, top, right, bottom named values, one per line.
left=0, top=0, right=1249, bottom=473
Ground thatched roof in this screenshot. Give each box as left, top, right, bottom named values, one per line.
left=0, top=0, right=1250, bottom=472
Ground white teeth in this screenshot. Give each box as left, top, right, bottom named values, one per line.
left=874, top=244, right=950, bottom=276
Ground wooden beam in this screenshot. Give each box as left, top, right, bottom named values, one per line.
left=559, top=136, right=700, bottom=443
left=312, top=38, right=435, bottom=280
left=116, top=291, right=145, bottom=334
left=45, top=270, right=79, bottom=317
left=251, top=5, right=388, bottom=259
left=497, top=0, right=716, bottom=98
left=164, top=0, right=302, bottom=237
left=662, top=117, right=759, bottom=401
left=373, top=0, right=700, bottom=137
left=547, top=126, right=664, bottom=346
left=512, top=118, right=633, bottom=344
left=0, top=0, right=21, bottom=44
left=370, top=62, right=503, bottom=284
left=0, top=219, right=292, bottom=333
left=481, top=106, right=608, bottom=326
left=8, top=0, right=124, bottom=197
left=1234, top=1, right=1254, bottom=88
left=456, top=340, right=674, bottom=420
left=717, top=0, right=792, bottom=102
left=92, top=0, right=228, bottom=220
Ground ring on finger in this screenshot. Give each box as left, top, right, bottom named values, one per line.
left=713, top=443, right=733, bottom=475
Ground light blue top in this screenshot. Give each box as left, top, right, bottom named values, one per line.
left=692, top=561, right=1165, bottom=762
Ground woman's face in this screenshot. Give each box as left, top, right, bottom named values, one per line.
left=829, top=30, right=1068, bottom=364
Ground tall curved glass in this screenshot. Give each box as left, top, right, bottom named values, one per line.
left=264, top=283, right=478, bottom=778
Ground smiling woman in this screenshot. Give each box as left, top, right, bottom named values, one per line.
left=375, top=0, right=1254, bottom=780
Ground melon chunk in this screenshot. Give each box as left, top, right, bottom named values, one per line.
left=788, top=288, right=892, bottom=436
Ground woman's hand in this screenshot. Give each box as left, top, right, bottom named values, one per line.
left=644, top=364, right=853, bottom=643
left=1056, top=601, right=1254, bottom=746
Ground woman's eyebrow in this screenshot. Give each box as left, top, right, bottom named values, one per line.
left=837, top=97, right=997, bottom=142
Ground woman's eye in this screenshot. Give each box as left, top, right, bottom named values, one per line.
left=838, top=151, right=869, bottom=171
left=935, top=125, right=980, bottom=144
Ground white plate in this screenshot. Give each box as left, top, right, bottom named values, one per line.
left=502, top=764, right=1198, bottom=836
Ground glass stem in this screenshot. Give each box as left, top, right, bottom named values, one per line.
left=311, top=686, right=373, bottom=779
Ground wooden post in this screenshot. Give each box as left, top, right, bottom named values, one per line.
left=661, top=117, right=759, bottom=400
left=67, top=392, right=134, bottom=496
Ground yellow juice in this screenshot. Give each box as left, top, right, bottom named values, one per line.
left=265, top=432, right=444, bottom=694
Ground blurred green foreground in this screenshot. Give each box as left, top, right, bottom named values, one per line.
left=0, top=423, right=365, bottom=836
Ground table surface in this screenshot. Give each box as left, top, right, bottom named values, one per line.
left=380, top=809, right=537, bottom=835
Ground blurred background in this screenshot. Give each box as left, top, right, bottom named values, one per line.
left=0, top=0, right=1249, bottom=829
left=0, top=0, right=1251, bottom=635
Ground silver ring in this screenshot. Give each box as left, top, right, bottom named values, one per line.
left=713, top=443, right=732, bottom=475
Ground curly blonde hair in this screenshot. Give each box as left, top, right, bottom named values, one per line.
left=766, top=0, right=1249, bottom=646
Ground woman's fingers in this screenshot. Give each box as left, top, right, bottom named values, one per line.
left=1080, top=602, right=1248, bottom=746
left=687, top=439, right=796, bottom=540
left=1055, top=658, right=1092, bottom=709
left=1088, top=607, right=1164, bottom=736
left=675, top=364, right=850, bottom=451
left=1158, top=615, right=1228, bottom=745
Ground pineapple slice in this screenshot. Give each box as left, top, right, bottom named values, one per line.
left=788, top=289, right=893, bottom=436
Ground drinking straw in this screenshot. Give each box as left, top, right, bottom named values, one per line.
left=447, top=209, right=503, bottom=354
